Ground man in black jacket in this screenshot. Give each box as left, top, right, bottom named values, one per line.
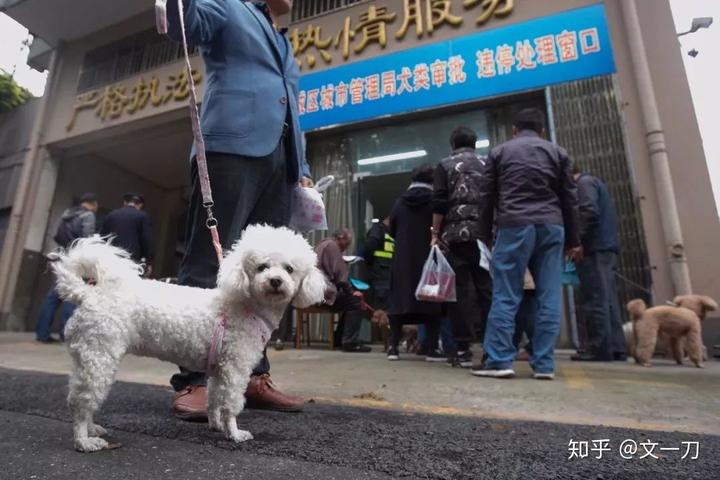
left=37, top=192, right=98, bottom=343
left=101, top=193, right=154, bottom=276
left=432, top=126, right=492, bottom=368
left=473, top=109, right=581, bottom=379
left=571, top=167, right=626, bottom=362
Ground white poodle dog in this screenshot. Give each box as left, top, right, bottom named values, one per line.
left=52, top=225, right=326, bottom=452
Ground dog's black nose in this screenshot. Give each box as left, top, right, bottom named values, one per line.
left=270, top=278, right=283, bottom=289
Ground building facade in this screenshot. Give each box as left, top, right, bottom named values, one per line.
left=0, top=1, right=718, bottom=348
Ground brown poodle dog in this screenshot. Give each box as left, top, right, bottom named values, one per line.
left=627, top=298, right=705, bottom=368
left=672, top=295, right=718, bottom=321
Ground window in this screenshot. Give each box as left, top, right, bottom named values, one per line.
left=77, top=29, right=196, bottom=92
left=291, top=0, right=369, bottom=23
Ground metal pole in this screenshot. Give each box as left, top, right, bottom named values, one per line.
left=0, top=46, right=62, bottom=320
left=619, top=0, right=692, bottom=295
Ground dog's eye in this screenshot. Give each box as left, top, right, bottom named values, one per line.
left=285, top=265, right=294, bottom=274
left=257, top=264, right=269, bottom=272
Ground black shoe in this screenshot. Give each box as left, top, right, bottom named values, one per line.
left=37, top=336, right=61, bottom=344
left=471, top=362, right=515, bottom=378
left=613, top=352, right=628, bottom=361
left=343, top=343, right=372, bottom=353
left=425, top=349, right=448, bottom=363
left=387, top=346, right=400, bottom=361
left=448, top=350, right=473, bottom=368
left=571, top=352, right=612, bottom=362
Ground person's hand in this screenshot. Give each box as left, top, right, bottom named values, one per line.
left=352, top=291, right=364, bottom=299
left=300, top=177, right=314, bottom=188
left=566, top=246, right=583, bottom=263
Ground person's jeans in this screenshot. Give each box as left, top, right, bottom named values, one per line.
left=513, top=291, right=537, bottom=354
left=576, top=251, right=626, bottom=359
left=418, top=317, right=455, bottom=353
left=447, top=241, right=493, bottom=348
left=36, top=286, right=75, bottom=341
left=170, top=140, right=292, bottom=392
left=483, top=224, right=564, bottom=373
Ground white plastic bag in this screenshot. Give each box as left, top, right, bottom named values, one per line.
left=477, top=240, right=492, bottom=273
left=155, top=0, right=168, bottom=34
left=289, top=176, right=334, bottom=233
left=415, top=245, right=457, bottom=303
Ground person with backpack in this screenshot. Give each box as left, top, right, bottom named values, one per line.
left=36, top=193, right=98, bottom=343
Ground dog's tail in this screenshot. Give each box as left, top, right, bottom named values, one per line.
left=626, top=298, right=647, bottom=322
left=50, top=235, right=143, bottom=304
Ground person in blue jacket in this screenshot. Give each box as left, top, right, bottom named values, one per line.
left=165, top=0, right=312, bottom=420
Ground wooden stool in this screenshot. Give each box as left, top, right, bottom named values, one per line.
left=295, top=307, right=339, bottom=350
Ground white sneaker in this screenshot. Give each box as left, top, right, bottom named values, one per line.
left=387, top=347, right=400, bottom=361
left=470, top=364, right=515, bottom=378
left=532, top=372, right=555, bottom=380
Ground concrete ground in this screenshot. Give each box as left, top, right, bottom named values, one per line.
left=1, top=333, right=719, bottom=479
left=1, top=333, right=719, bottom=435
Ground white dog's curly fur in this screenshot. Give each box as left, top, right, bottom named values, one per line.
left=52, top=225, right=326, bottom=452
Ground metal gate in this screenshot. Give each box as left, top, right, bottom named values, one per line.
left=549, top=75, right=653, bottom=316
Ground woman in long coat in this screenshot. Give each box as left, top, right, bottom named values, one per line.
left=387, top=165, right=443, bottom=361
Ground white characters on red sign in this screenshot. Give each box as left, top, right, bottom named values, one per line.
left=320, top=84, right=334, bottom=110
left=381, top=70, right=396, bottom=96
left=495, top=44, right=515, bottom=75
left=306, top=89, right=320, bottom=113
left=579, top=28, right=600, bottom=54
left=350, top=78, right=365, bottom=104
left=335, top=81, right=349, bottom=107
left=430, top=59, right=448, bottom=87
left=414, top=63, right=431, bottom=91
left=365, top=74, right=380, bottom=100
left=534, top=35, right=558, bottom=66
left=297, top=90, right=306, bottom=115
left=448, top=55, right=467, bottom=85
left=515, top=40, right=537, bottom=70
left=556, top=30, right=579, bottom=62
left=397, top=66, right=413, bottom=94
left=476, top=48, right=496, bottom=78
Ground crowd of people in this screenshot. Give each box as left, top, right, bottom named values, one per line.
left=36, top=0, right=627, bottom=425
left=314, top=108, right=626, bottom=381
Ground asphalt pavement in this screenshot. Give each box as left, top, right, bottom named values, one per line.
left=1, top=368, right=718, bottom=480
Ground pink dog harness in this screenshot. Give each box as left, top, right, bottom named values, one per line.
left=206, top=310, right=275, bottom=377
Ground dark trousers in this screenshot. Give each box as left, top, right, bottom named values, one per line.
left=447, top=241, right=492, bottom=350
left=170, top=140, right=292, bottom=392
left=322, top=291, right=366, bottom=346
left=36, top=285, right=75, bottom=341
left=389, top=314, right=440, bottom=351
left=513, top=291, right=537, bottom=354
left=576, top=251, right=626, bottom=360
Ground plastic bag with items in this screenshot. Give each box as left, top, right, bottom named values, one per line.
left=289, top=176, right=334, bottom=233
left=415, top=245, right=457, bottom=303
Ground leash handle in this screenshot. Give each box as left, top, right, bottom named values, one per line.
left=175, top=0, right=224, bottom=265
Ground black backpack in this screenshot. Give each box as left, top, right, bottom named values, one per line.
left=53, top=211, right=81, bottom=248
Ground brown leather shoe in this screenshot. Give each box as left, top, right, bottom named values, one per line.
left=173, top=385, right=208, bottom=421
left=245, top=374, right=304, bottom=412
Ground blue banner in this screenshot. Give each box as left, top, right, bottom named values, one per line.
left=298, top=4, right=615, bottom=131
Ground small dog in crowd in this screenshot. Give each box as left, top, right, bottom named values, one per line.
left=371, top=310, right=419, bottom=353
left=626, top=294, right=716, bottom=368
left=52, top=225, right=326, bottom=452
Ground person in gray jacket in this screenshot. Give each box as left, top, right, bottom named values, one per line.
left=36, top=193, right=98, bottom=343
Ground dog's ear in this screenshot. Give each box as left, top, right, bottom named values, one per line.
left=292, top=267, right=328, bottom=309
left=699, top=295, right=718, bottom=313
left=216, top=250, right=250, bottom=296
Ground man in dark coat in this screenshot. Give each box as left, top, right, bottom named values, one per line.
left=101, top=193, right=154, bottom=274
left=473, top=108, right=581, bottom=379
left=432, top=126, right=492, bottom=368
left=388, top=165, right=443, bottom=361
left=571, top=166, right=626, bottom=362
